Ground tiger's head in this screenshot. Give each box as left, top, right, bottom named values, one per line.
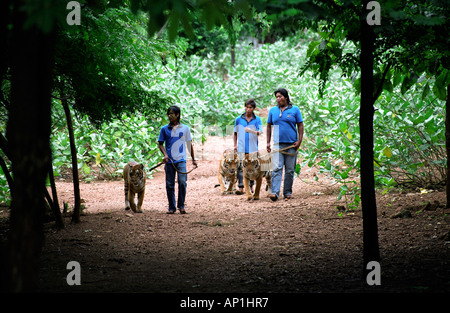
left=221, top=149, right=238, bottom=176
left=129, top=163, right=146, bottom=186
left=242, top=153, right=260, bottom=177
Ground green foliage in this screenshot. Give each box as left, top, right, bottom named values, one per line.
left=296, top=69, right=445, bottom=209
left=55, top=6, right=176, bottom=124
left=0, top=167, right=9, bottom=205
left=178, top=16, right=231, bottom=58
left=51, top=102, right=163, bottom=179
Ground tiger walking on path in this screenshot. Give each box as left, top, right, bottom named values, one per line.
left=123, top=161, right=146, bottom=213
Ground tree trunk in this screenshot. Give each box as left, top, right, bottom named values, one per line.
left=231, top=44, right=236, bottom=67
left=61, top=99, right=81, bottom=224
left=360, top=1, right=380, bottom=276
left=446, top=84, right=450, bottom=208
left=5, top=1, right=55, bottom=292
left=48, top=157, right=64, bottom=229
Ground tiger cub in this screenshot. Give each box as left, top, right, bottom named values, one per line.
left=123, top=161, right=146, bottom=213
left=217, top=149, right=238, bottom=194
left=242, top=152, right=272, bottom=200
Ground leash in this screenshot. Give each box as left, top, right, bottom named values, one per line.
left=170, top=161, right=198, bottom=174
left=147, top=160, right=197, bottom=175
left=148, top=161, right=164, bottom=172
left=260, top=144, right=298, bottom=158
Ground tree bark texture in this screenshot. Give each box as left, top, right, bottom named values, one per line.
left=360, top=1, right=380, bottom=275
left=4, top=2, right=55, bottom=292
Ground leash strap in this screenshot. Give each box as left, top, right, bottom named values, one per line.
left=147, top=160, right=198, bottom=175
left=263, top=144, right=298, bottom=157
left=170, top=162, right=198, bottom=174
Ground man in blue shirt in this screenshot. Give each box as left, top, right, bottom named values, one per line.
left=266, top=88, right=304, bottom=201
left=158, top=105, right=197, bottom=214
left=233, top=99, right=263, bottom=195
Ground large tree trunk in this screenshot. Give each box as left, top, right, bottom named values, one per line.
left=61, top=99, right=81, bottom=224
left=360, top=1, right=380, bottom=276
left=4, top=2, right=55, bottom=292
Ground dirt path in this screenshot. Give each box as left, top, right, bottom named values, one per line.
left=38, top=136, right=450, bottom=293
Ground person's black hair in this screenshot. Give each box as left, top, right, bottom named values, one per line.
left=167, top=105, right=181, bottom=122
left=274, top=88, right=290, bottom=105
left=245, top=98, right=257, bottom=108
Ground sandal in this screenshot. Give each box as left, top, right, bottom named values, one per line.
left=269, top=194, right=278, bottom=202
left=285, top=195, right=293, bottom=199
left=179, top=209, right=187, bottom=214
left=235, top=189, right=244, bottom=195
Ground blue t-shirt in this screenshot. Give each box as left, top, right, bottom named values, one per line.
left=234, top=113, right=263, bottom=154
left=158, top=123, right=193, bottom=163
left=267, top=104, right=303, bottom=144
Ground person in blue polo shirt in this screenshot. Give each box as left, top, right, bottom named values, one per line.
left=158, top=105, right=197, bottom=214
left=266, top=88, right=304, bottom=201
left=233, top=99, right=263, bottom=195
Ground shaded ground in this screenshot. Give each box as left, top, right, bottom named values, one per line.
left=14, top=136, right=450, bottom=293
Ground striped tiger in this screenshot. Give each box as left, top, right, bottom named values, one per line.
left=242, top=152, right=272, bottom=200
left=217, top=148, right=238, bottom=194
left=123, top=161, right=146, bottom=213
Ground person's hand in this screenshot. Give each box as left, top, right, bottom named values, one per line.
left=192, top=160, right=198, bottom=168
left=163, top=155, right=169, bottom=163
left=293, top=140, right=301, bottom=149
left=244, top=127, right=260, bottom=135
left=266, top=144, right=271, bottom=153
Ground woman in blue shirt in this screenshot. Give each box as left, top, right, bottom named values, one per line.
left=266, top=88, right=304, bottom=201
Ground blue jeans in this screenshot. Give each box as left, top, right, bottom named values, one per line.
left=271, top=143, right=298, bottom=198
left=165, top=161, right=187, bottom=212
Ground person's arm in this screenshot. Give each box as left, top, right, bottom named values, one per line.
left=244, top=127, right=261, bottom=136
left=294, top=122, right=304, bottom=149
left=158, top=142, right=169, bottom=163
left=233, top=131, right=238, bottom=152
left=189, top=141, right=197, bottom=167
left=266, top=123, right=272, bottom=152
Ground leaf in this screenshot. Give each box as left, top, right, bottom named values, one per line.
left=346, top=130, right=352, bottom=140
left=295, top=164, right=301, bottom=175
left=82, top=163, right=91, bottom=175
left=400, top=75, right=413, bottom=95
left=383, top=146, right=392, bottom=158
left=95, top=152, right=103, bottom=165
left=421, top=81, right=430, bottom=100
left=432, top=70, right=449, bottom=101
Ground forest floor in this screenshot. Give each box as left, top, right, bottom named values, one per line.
left=17, top=136, right=450, bottom=294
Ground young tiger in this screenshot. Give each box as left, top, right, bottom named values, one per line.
left=242, top=152, right=272, bottom=200
left=217, top=148, right=238, bottom=194
left=123, top=161, right=146, bottom=213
